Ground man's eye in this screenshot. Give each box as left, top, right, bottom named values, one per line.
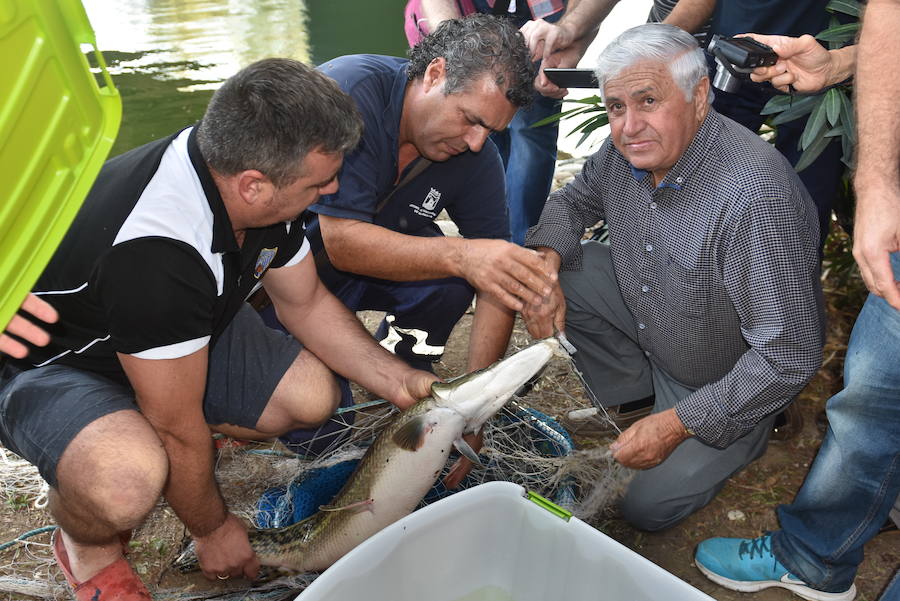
left=644, top=97, right=655, bottom=105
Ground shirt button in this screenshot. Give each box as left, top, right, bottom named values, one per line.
left=644, top=350, right=651, bottom=357
left=650, top=202, right=658, bottom=209
left=641, top=285, right=650, bottom=293
left=675, top=176, right=684, bottom=184
left=645, top=244, right=653, bottom=252
left=638, top=322, right=646, bottom=330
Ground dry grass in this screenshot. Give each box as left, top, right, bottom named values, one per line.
left=0, top=227, right=895, bottom=601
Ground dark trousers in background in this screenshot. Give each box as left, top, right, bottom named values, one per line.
left=259, top=224, right=474, bottom=373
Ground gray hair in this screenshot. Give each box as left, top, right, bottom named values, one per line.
left=594, top=23, right=712, bottom=104
left=407, top=14, right=535, bottom=108
left=197, top=58, right=363, bottom=188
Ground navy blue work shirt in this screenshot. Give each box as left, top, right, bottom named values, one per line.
left=710, top=0, right=832, bottom=38
left=309, top=54, right=510, bottom=241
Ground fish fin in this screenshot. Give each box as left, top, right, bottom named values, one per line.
left=392, top=415, right=430, bottom=451
left=318, top=498, right=374, bottom=513
left=453, top=437, right=484, bottom=467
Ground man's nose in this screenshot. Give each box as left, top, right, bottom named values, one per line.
left=462, top=125, right=491, bottom=153
left=622, top=109, right=645, bottom=137
left=320, top=179, right=339, bottom=195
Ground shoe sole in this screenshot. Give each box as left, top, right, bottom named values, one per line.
left=696, top=561, right=857, bottom=601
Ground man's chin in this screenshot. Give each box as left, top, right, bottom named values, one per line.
left=623, top=154, right=659, bottom=173
left=422, top=148, right=453, bottom=162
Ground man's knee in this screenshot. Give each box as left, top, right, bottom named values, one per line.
left=56, top=412, right=168, bottom=529
left=302, top=381, right=343, bottom=428
left=265, top=350, right=344, bottom=432
left=559, top=241, right=615, bottom=305
left=619, top=489, right=699, bottom=532
left=620, top=470, right=722, bottom=532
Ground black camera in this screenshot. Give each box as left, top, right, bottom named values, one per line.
left=706, top=34, right=778, bottom=93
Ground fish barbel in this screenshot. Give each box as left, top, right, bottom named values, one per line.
left=174, top=337, right=560, bottom=574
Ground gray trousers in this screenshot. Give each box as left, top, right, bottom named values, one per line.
left=561, top=241, right=775, bottom=531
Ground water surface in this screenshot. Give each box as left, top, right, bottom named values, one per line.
left=83, top=0, right=408, bottom=155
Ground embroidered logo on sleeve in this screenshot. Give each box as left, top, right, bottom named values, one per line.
left=254, top=247, right=278, bottom=278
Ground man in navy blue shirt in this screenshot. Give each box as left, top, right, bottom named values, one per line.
left=265, top=15, right=556, bottom=381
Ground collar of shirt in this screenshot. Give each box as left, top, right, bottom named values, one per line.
left=186, top=125, right=239, bottom=255
left=387, top=60, right=434, bottom=183
left=627, top=110, right=722, bottom=194
left=385, top=61, right=410, bottom=169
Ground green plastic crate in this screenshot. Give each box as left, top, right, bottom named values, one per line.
left=0, top=0, right=120, bottom=331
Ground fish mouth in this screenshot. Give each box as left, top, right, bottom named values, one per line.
left=431, top=338, right=559, bottom=432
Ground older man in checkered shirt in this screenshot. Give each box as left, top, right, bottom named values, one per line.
left=524, top=23, right=825, bottom=531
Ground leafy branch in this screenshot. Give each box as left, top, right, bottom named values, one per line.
left=531, top=94, right=608, bottom=148
left=760, top=0, right=859, bottom=172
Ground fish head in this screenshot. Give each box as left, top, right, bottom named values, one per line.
left=430, top=337, right=560, bottom=432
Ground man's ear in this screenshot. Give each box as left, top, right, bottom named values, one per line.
left=694, top=76, right=711, bottom=122
left=236, top=169, right=271, bottom=205
left=422, top=57, right=447, bottom=93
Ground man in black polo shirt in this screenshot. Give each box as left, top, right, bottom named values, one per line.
left=0, top=59, right=436, bottom=599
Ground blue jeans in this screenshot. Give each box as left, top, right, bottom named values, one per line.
left=471, top=0, right=563, bottom=245
left=881, top=571, right=900, bottom=601
left=491, top=92, right=561, bottom=245
left=772, top=252, right=900, bottom=592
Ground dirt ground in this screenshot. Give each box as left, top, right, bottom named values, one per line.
left=0, top=237, right=895, bottom=600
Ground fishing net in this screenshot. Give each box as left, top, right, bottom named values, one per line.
left=0, top=335, right=631, bottom=601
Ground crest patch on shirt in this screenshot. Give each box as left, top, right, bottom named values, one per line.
left=254, top=247, right=278, bottom=279
left=422, top=187, right=441, bottom=211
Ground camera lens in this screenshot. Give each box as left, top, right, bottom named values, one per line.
left=712, top=62, right=741, bottom=93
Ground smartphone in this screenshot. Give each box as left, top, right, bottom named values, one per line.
left=542, top=68, right=599, bottom=89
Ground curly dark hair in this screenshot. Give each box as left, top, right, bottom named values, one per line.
left=407, top=14, right=534, bottom=108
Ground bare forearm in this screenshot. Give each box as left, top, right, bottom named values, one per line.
left=662, top=0, right=715, bottom=33
left=155, top=425, right=227, bottom=537
left=117, top=351, right=227, bottom=537
left=855, top=0, right=900, bottom=192
left=420, top=0, right=463, bottom=27
left=557, top=0, right=619, bottom=42
left=322, top=218, right=466, bottom=281
left=827, top=45, right=857, bottom=87
left=321, top=216, right=555, bottom=314
left=466, top=293, right=515, bottom=371
left=280, top=283, right=421, bottom=401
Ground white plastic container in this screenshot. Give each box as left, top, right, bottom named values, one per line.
left=295, top=481, right=715, bottom=601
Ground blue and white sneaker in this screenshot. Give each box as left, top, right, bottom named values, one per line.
left=694, top=534, right=856, bottom=601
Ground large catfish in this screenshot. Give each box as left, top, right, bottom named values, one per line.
left=175, top=337, right=561, bottom=574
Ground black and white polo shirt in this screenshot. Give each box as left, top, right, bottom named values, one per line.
left=16, top=126, right=308, bottom=383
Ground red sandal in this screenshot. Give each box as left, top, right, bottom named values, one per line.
left=52, top=529, right=152, bottom=601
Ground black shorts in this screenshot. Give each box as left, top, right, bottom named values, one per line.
left=0, top=304, right=300, bottom=487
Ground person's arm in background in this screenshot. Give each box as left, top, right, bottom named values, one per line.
left=743, top=33, right=856, bottom=93
left=852, top=0, right=900, bottom=310
left=419, top=0, right=464, bottom=28
left=521, top=0, right=620, bottom=97
left=662, top=0, right=717, bottom=34
left=0, top=294, right=59, bottom=358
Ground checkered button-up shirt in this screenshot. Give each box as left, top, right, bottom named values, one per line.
left=526, top=110, right=825, bottom=448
